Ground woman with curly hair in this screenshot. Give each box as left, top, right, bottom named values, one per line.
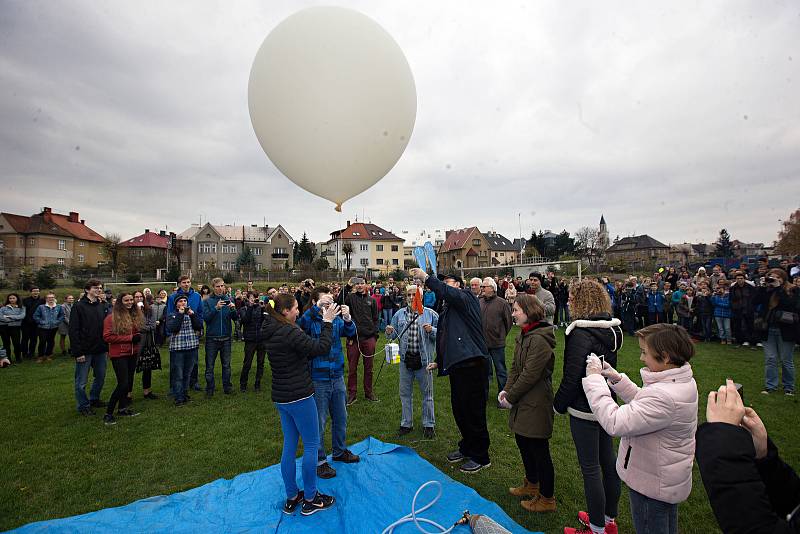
left=555, top=279, right=624, bottom=534
left=102, top=292, right=145, bottom=425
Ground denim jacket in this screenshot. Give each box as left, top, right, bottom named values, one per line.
left=0, top=305, right=25, bottom=327
left=387, top=307, right=438, bottom=365
left=33, top=304, right=64, bottom=330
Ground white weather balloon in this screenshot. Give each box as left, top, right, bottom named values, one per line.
left=248, top=7, right=417, bottom=211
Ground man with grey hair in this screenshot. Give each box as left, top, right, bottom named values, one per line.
left=479, top=277, right=512, bottom=401
left=528, top=273, right=556, bottom=325
left=469, top=277, right=482, bottom=297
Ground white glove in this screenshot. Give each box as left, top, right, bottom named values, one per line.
left=340, top=304, right=351, bottom=322
left=586, top=353, right=603, bottom=376
left=497, top=390, right=507, bottom=403
left=600, top=360, right=622, bottom=384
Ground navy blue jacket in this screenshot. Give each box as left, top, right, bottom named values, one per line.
left=166, top=288, right=204, bottom=321
left=202, top=294, right=235, bottom=338
left=424, top=275, right=487, bottom=375
left=165, top=309, right=203, bottom=335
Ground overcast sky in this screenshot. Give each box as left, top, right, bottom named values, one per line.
left=1, top=1, right=798, bottom=248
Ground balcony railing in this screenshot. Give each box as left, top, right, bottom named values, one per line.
left=272, top=253, right=289, bottom=259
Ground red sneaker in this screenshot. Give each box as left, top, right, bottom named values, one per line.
left=573, top=512, right=617, bottom=534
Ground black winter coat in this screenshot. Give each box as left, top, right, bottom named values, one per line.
left=756, top=287, right=800, bottom=343
left=730, top=283, right=757, bottom=313
left=239, top=303, right=266, bottom=342
left=22, top=296, right=45, bottom=323
left=696, top=422, right=800, bottom=533
left=262, top=315, right=333, bottom=403
left=554, top=314, right=622, bottom=415
left=345, top=291, right=379, bottom=339
left=68, top=296, right=108, bottom=357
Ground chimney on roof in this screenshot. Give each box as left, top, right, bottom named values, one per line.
left=145, top=229, right=150, bottom=234
left=346, top=220, right=351, bottom=227
left=42, top=207, right=52, bottom=213
left=68, top=211, right=79, bottom=223
left=159, top=230, right=166, bottom=237
left=80, top=219, right=85, bottom=225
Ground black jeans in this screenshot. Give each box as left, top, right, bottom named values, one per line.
left=514, top=434, right=554, bottom=498
left=1, top=325, right=22, bottom=361
left=449, top=359, right=490, bottom=465
left=21, top=322, right=38, bottom=357
left=241, top=340, right=266, bottom=387
left=108, top=356, right=136, bottom=415
left=732, top=311, right=754, bottom=344
left=37, top=327, right=58, bottom=357
left=569, top=416, right=621, bottom=529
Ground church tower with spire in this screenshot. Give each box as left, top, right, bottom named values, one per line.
left=599, top=215, right=609, bottom=250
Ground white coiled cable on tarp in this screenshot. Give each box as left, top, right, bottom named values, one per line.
left=381, top=481, right=512, bottom=534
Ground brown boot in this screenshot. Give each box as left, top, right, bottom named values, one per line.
left=509, top=478, right=539, bottom=498
left=521, top=494, right=556, bottom=512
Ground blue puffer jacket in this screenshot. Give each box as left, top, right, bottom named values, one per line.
left=387, top=306, right=438, bottom=365
left=202, top=294, right=235, bottom=338
left=33, top=304, right=64, bottom=330
left=425, top=275, right=488, bottom=375
left=298, top=306, right=356, bottom=381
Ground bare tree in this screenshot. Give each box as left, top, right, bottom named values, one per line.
left=775, top=208, right=800, bottom=256
left=101, top=233, right=122, bottom=280
left=574, top=226, right=604, bottom=267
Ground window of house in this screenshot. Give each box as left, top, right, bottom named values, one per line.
left=494, top=252, right=498, bottom=257
left=360, top=258, right=369, bottom=266
left=27, top=258, right=34, bottom=265
left=377, top=258, right=384, bottom=265
left=360, top=244, right=368, bottom=251
left=199, top=242, right=216, bottom=254
left=28, top=237, right=35, bottom=246
left=352, top=232, right=360, bottom=236
left=274, top=247, right=286, bottom=255
left=391, top=245, right=398, bottom=252
left=473, top=239, right=481, bottom=246
left=19, top=237, right=24, bottom=246
left=79, top=241, right=85, bottom=247
left=253, top=247, right=262, bottom=256
left=57, top=258, right=65, bottom=265
left=392, top=258, right=399, bottom=265
left=376, top=244, right=384, bottom=251
left=256, top=263, right=262, bottom=271
left=77, top=254, right=84, bottom=263
left=58, top=239, right=66, bottom=250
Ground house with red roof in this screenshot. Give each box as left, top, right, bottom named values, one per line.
left=438, top=227, right=491, bottom=271
left=120, top=229, right=171, bottom=273
left=326, top=220, right=404, bottom=274
left=0, top=207, right=105, bottom=277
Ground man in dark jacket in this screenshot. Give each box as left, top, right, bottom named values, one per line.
left=202, top=278, right=236, bottom=396
left=21, top=287, right=44, bottom=359
left=69, top=279, right=108, bottom=415
left=239, top=293, right=267, bottom=391
left=479, top=277, right=512, bottom=399
left=730, top=271, right=757, bottom=347
left=344, top=277, right=379, bottom=405
left=411, top=267, right=491, bottom=474
left=697, top=379, right=800, bottom=533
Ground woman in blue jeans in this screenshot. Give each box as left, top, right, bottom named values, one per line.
left=262, top=293, right=339, bottom=516
left=756, top=269, right=799, bottom=395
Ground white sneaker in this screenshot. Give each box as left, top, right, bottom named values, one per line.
left=742, top=342, right=750, bottom=347
left=757, top=342, right=763, bottom=348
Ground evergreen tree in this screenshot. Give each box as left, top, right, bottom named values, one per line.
left=715, top=228, right=733, bottom=259
left=237, top=245, right=256, bottom=274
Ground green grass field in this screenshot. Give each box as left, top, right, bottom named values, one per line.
left=1, top=325, right=797, bottom=533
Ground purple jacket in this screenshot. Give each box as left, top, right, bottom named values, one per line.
left=583, top=364, right=698, bottom=504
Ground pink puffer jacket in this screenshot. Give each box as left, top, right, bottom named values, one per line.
left=582, top=364, right=698, bottom=504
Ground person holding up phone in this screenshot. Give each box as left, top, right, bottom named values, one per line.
left=166, top=294, right=203, bottom=406
left=202, top=278, right=237, bottom=396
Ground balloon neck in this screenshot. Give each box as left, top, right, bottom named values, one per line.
left=335, top=203, right=342, bottom=212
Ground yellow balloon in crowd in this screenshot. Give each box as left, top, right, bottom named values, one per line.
left=248, top=7, right=417, bottom=211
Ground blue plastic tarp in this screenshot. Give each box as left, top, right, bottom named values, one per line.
left=10, top=437, right=535, bottom=533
